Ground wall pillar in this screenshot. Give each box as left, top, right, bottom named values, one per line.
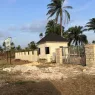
left=85, top=44, right=95, bottom=66
left=56, top=48, right=63, bottom=64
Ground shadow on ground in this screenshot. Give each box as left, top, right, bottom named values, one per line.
left=0, top=81, right=61, bottom=95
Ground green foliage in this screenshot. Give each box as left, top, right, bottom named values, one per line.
left=39, top=33, right=43, bottom=39
left=47, top=0, right=72, bottom=36
left=3, top=42, right=5, bottom=47
left=0, top=46, right=3, bottom=52
left=25, top=47, right=29, bottom=51
left=28, top=41, right=37, bottom=50
left=16, top=45, right=22, bottom=51
left=45, top=20, right=64, bottom=35
left=86, top=18, right=95, bottom=33
left=66, top=26, right=88, bottom=46
left=11, top=42, right=15, bottom=51
left=2, top=42, right=15, bottom=51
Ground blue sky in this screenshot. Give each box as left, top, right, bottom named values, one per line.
left=0, top=0, right=95, bottom=47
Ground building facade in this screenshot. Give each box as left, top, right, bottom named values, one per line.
left=37, top=33, right=68, bottom=62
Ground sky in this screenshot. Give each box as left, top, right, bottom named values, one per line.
left=0, top=0, right=95, bottom=47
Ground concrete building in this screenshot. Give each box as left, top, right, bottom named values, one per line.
left=37, top=33, right=68, bottom=62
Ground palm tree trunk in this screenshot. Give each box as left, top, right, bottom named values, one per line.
left=60, top=14, right=63, bottom=37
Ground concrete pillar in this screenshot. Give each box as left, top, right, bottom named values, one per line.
left=85, top=44, right=95, bottom=66
left=56, top=48, right=63, bottom=64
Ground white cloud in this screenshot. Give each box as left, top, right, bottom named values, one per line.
left=8, top=20, right=48, bottom=33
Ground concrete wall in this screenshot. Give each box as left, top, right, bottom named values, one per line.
left=15, top=44, right=95, bottom=66
left=38, top=41, right=68, bottom=62
left=85, top=44, right=95, bottom=66
left=15, top=51, right=38, bottom=62
left=56, top=44, right=95, bottom=65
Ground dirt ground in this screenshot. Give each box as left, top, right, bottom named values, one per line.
left=0, top=81, right=61, bottom=95
left=0, top=59, right=95, bottom=95
left=52, top=74, right=95, bottom=95
left=0, top=75, right=95, bottom=95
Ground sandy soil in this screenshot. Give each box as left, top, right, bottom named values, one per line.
left=3, top=62, right=95, bottom=80
left=0, top=62, right=95, bottom=95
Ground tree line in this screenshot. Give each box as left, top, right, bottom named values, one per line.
left=0, top=41, right=37, bottom=53
left=0, top=0, right=95, bottom=52
left=39, top=0, right=95, bottom=46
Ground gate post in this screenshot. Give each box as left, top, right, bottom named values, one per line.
left=85, top=44, right=95, bottom=66
left=56, top=48, right=63, bottom=64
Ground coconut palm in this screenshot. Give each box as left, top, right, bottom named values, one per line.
left=66, top=26, right=88, bottom=46
left=47, top=0, right=72, bottom=36
left=86, top=18, right=95, bottom=33
left=45, top=20, right=64, bottom=35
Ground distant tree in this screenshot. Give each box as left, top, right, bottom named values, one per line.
left=16, top=45, right=22, bottom=51
left=66, top=26, right=88, bottom=46
left=28, top=41, right=37, bottom=50
left=0, top=46, right=3, bottom=52
left=11, top=42, right=15, bottom=50
left=45, top=20, right=64, bottom=35
left=86, top=18, right=95, bottom=33
left=25, top=47, right=29, bottom=51
left=92, top=40, right=95, bottom=44
left=39, top=33, right=43, bottom=39
left=2, top=42, right=15, bottom=51
left=47, top=0, right=72, bottom=36
left=2, top=42, right=6, bottom=51
left=3, top=42, right=5, bottom=47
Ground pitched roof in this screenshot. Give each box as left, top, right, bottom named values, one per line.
left=37, top=33, right=68, bottom=44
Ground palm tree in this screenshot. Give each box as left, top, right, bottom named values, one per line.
left=45, top=20, right=64, bottom=35
left=66, top=26, right=88, bottom=46
left=86, top=18, right=95, bottom=33
left=39, top=33, right=43, bottom=39
left=47, top=0, right=72, bottom=36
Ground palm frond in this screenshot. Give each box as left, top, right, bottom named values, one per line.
left=63, top=6, right=73, bottom=9
left=55, top=10, right=60, bottom=23
left=64, top=10, right=70, bottom=23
